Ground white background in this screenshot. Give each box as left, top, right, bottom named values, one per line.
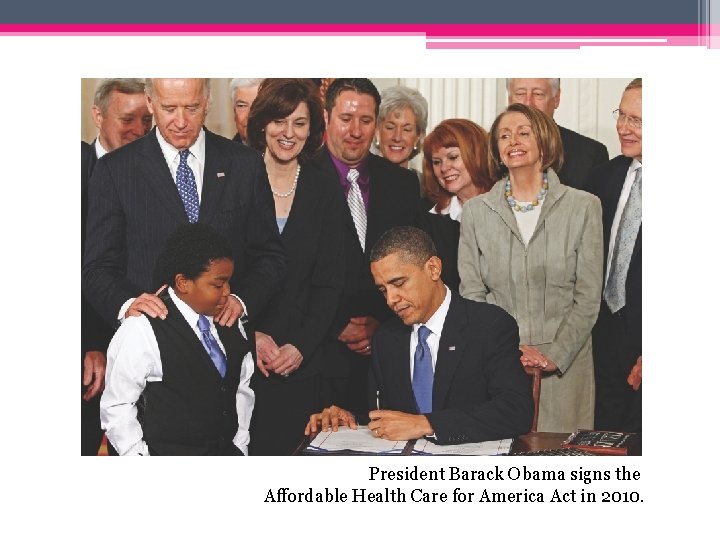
left=1, top=34, right=717, bottom=537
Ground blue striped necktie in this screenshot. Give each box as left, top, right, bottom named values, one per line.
left=176, top=149, right=200, bottom=223
left=197, top=315, right=227, bottom=377
left=413, top=325, right=433, bottom=414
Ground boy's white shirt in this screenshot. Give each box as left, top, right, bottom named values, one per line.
left=100, top=287, right=255, bottom=455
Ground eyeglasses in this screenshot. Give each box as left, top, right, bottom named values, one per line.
left=613, top=109, right=642, bottom=129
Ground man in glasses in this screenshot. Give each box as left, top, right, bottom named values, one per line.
left=587, top=78, right=642, bottom=432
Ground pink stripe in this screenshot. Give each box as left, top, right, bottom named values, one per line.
left=0, top=23, right=706, bottom=37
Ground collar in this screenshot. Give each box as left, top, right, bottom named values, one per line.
left=629, top=158, right=642, bottom=174
left=329, top=151, right=370, bottom=187
left=168, top=286, right=208, bottom=332
left=94, top=138, right=108, bottom=159
left=155, top=127, right=206, bottom=166
left=413, top=285, right=451, bottom=338
left=429, top=195, right=463, bottom=222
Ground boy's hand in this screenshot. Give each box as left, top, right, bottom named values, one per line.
left=214, top=295, right=244, bottom=327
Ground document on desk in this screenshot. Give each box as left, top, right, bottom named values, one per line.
left=413, top=438, right=513, bottom=456
left=306, top=426, right=407, bottom=454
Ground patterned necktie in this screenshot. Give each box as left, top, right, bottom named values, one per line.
left=176, top=149, right=200, bottom=223
left=346, top=168, right=367, bottom=251
left=605, top=166, right=642, bottom=313
left=197, top=315, right=227, bottom=377
left=412, top=325, right=433, bottom=414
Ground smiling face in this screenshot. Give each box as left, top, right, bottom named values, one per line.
left=177, top=257, right=234, bottom=317
left=377, top=106, right=420, bottom=168
left=264, top=101, right=310, bottom=164
left=616, top=87, right=642, bottom=162
left=371, top=252, right=444, bottom=326
left=92, top=90, right=152, bottom=152
left=496, top=111, right=542, bottom=174
left=233, top=84, right=260, bottom=142
left=146, top=79, right=209, bottom=150
left=430, top=146, right=477, bottom=202
left=324, top=90, right=377, bottom=166
left=508, top=78, right=560, bottom=119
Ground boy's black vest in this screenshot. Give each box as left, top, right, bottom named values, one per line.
left=144, top=293, right=250, bottom=455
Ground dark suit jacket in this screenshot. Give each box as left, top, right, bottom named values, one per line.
left=371, top=293, right=533, bottom=444
left=81, top=141, right=114, bottom=353
left=557, top=125, right=609, bottom=191
left=253, top=161, right=345, bottom=378
left=586, top=155, right=642, bottom=366
left=82, top=128, right=286, bottom=326
left=316, top=149, right=421, bottom=377
left=415, top=199, right=461, bottom=291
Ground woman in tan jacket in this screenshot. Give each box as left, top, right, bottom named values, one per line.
left=458, top=103, right=602, bottom=432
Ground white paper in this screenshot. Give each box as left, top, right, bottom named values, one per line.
left=413, top=438, right=513, bottom=456
left=306, top=426, right=407, bottom=454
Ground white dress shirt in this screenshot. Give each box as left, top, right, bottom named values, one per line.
left=155, top=127, right=206, bottom=202
left=101, top=287, right=255, bottom=456
left=409, top=285, right=452, bottom=378
left=605, top=158, right=642, bottom=286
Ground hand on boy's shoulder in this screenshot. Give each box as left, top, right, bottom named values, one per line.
left=125, top=286, right=169, bottom=320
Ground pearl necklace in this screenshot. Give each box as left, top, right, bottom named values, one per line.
left=505, top=173, right=548, bottom=212
left=271, top=163, right=300, bottom=198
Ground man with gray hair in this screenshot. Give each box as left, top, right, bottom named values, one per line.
left=81, top=78, right=152, bottom=455
left=229, top=78, right=264, bottom=144
left=83, top=80, right=285, bottom=454
left=507, top=78, right=608, bottom=191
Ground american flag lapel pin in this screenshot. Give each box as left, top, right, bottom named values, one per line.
left=448, top=346, right=456, bottom=351
left=217, top=172, right=225, bottom=178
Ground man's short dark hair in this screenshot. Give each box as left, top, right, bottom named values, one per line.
left=369, top=226, right=437, bottom=267
left=324, top=78, right=381, bottom=119
left=155, top=224, right=233, bottom=288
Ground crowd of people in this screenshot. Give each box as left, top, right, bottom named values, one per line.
left=81, top=77, right=642, bottom=456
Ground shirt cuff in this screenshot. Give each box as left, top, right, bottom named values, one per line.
left=230, top=294, right=248, bottom=319
left=117, top=298, right=135, bottom=323
left=121, top=439, right=149, bottom=456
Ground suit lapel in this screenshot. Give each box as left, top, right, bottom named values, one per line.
left=384, top=322, right=415, bottom=411
left=140, top=129, right=189, bottom=224
left=198, top=129, right=226, bottom=224
left=432, top=294, right=467, bottom=409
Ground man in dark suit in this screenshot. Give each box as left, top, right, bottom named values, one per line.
left=306, top=226, right=533, bottom=443
left=81, top=78, right=152, bottom=455
left=587, top=79, right=642, bottom=432
left=507, top=78, right=609, bottom=191
left=83, top=79, right=285, bottom=355
left=315, top=78, right=420, bottom=415
left=229, top=78, right=264, bottom=145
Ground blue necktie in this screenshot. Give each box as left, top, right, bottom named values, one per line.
left=412, top=325, right=433, bottom=414
left=176, top=149, right=200, bottom=223
left=197, top=315, right=227, bottom=377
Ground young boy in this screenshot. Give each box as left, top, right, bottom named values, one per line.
left=100, top=224, right=254, bottom=455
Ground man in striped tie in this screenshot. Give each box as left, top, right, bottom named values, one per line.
left=305, top=227, right=533, bottom=444
left=316, top=79, right=420, bottom=416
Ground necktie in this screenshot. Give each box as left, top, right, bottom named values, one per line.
left=605, top=167, right=642, bottom=313
left=346, top=168, right=367, bottom=251
left=412, top=325, right=433, bottom=414
left=176, top=149, right=200, bottom=223
left=197, top=315, right=227, bottom=377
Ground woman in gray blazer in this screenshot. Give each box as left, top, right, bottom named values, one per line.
left=458, top=103, right=602, bottom=432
